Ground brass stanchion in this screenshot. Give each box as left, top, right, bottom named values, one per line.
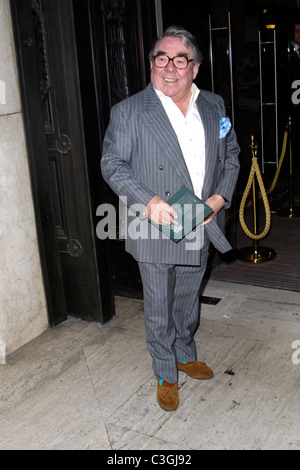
left=277, top=116, right=300, bottom=218
left=238, top=135, right=277, bottom=263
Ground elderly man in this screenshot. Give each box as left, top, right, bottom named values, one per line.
left=101, top=26, right=240, bottom=411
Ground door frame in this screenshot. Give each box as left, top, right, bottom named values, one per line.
left=10, top=0, right=67, bottom=326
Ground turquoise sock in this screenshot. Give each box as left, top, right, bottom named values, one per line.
left=159, top=361, right=188, bottom=385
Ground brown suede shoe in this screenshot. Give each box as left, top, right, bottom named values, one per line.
left=157, top=380, right=179, bottom=411
left=177, top=360, right=214, bottom=379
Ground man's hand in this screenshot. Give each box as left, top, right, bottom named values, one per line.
left=145, top=195, right=177, bottom=225
left=202, top=194, right=225, bottom=225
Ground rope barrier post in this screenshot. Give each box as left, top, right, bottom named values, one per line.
left=277, top=116, right=300, bottom=218
left=237, top=135, right=277, bottom=263
left=251, top=136, right=259, bottom=262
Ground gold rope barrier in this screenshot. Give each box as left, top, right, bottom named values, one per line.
left=276, top=117, right=300, bottom=218
left=239, top=135, right=272, bottom=240
left=237, top=135, right=276, bottom=263
left=266, top=122, right=289, bottom=195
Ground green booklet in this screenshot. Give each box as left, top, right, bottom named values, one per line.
left=150, top=185, right=213, bottom=242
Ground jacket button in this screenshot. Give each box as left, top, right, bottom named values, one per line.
left=218, top=157, right=222, bottom=162
left=166, top=191, right=171, bottom=197
left=159, top=164, right=164, bottom=170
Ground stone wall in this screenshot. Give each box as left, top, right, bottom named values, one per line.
left=0, top=0, right=48, bottom=363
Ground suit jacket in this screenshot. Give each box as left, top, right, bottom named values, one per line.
left=101, top=83, right=240, bottom=265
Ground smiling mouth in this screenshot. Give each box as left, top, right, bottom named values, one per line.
left=163, top=78, right=177, bottom=82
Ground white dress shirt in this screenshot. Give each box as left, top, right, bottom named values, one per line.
left=154, top=84, right=205, bottom=199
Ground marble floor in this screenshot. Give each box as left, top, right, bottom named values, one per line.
left=0, top=278, right=300, bottom=450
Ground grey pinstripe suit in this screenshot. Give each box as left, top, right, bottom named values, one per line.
left=101, top=83, right=240, bottom=382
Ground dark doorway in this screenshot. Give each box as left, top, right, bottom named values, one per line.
left=72, top=0, right=158, bottom=300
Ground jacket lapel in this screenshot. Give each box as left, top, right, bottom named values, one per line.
left=138, top=84, right=193, bottom=190
left=195, top=92, right=220, bottom=200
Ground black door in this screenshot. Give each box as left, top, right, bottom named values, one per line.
left=10, top=0, right=114, bottom=324
left=72, top=0, right=158, bottom=300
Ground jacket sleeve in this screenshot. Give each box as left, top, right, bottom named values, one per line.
left=101, top=103, right=155, bottom=213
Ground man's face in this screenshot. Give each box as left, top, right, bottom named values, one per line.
left=150, top=36, right=200, bottom=105
left=295, top=24, right=300, bottom=46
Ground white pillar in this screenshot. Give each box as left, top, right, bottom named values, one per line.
left=0, top=0, right=48, bottom=363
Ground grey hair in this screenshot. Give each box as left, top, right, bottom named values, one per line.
left=149, top=25, right=203, bottom=64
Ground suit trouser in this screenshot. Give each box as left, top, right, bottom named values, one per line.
left=138, top=242, right=210, bottom=384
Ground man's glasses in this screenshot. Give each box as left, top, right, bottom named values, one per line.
left=152, top=55, right=194, bottom=69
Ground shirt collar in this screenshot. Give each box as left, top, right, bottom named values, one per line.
left=153, top=83, right=200, bottom=105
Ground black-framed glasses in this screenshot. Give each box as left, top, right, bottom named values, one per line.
left=152, top=55, right=194, bottom=69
